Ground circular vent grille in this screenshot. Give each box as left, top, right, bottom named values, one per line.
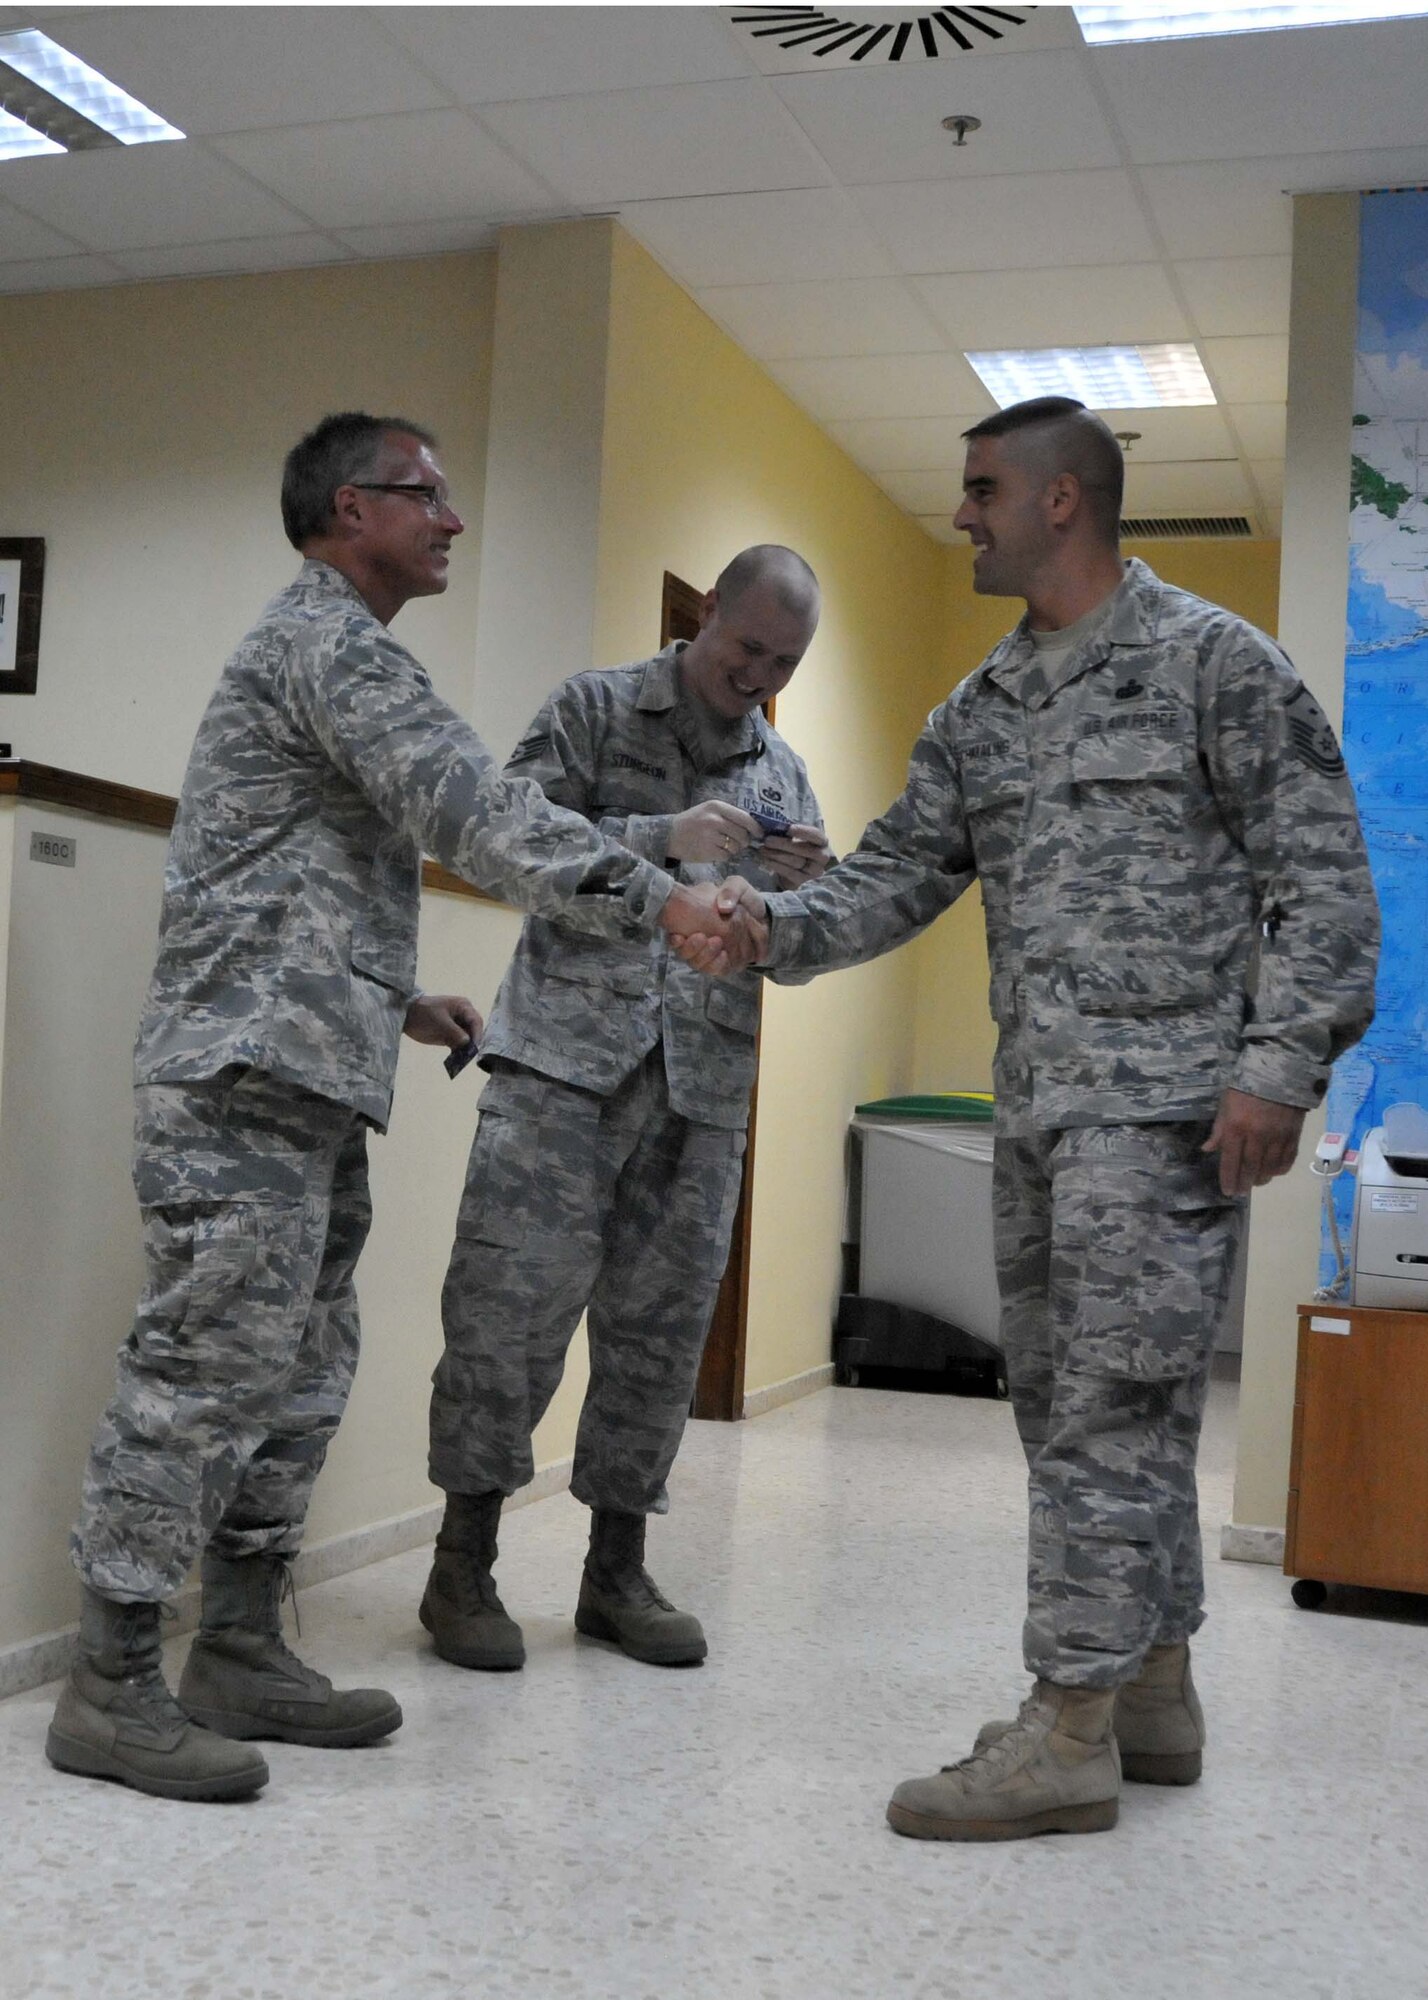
left=729, top=5, right=1037, bottom=70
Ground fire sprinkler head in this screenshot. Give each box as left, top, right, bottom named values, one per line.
left=1114, top=431, right=1143, bottom=453
left=940, top=114, right=982, bottom=146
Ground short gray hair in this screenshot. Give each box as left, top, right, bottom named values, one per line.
left=281, top=411, right=437, bottom=549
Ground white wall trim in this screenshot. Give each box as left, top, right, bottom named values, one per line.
left=0, top=1460, right=577, bottom=1703
left=742, top=1362, right=835, bottom=1421
left=1219, top=1523, right=1286, bottom=1566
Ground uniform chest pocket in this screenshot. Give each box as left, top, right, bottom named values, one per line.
left=960, top=741, right=1028, bottom=818
left=1071, top=728, right=1192, bottom=795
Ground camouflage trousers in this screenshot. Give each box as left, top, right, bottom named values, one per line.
left=72, top=1069, right=371, bottom=1602
left=993, top=1122, right=1244, bottom=1690
left=430, top=1054, right=746, bottom=1515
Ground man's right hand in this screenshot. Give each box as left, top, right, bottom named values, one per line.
left=666, top=800, right=760, bottom=865
left=666, top=877, right=769, bottom=978
left=661, top=878, right=767, bottom=976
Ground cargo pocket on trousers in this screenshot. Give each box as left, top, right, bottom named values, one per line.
left=452, top=1077, right=548, bottom=1252
left=1061, top=1492, right=1158, bottom=1654
left=105, top=1440, right=203, bottom=1518
left=136, top=1202, right=262, bottom=1362
left=1070, top=1188, right=1219, bottom=1382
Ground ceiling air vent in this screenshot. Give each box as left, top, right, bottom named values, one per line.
left=728, top=6, right=1039, bottom=71
left=1121, top=515, right=1253, bottom=539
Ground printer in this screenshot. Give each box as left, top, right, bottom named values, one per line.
left=1351, top=1102, right=1428, bottom=1310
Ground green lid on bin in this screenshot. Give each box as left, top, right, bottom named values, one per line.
left=854, top=1092, right=994, bottom=1122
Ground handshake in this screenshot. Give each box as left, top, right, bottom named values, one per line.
left=658, top=878, right=769, bottom=978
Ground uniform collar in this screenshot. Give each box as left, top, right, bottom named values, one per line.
left=638, top=640, right=767, bottom=763
left=983, top=557, right=1164, bottom=709
left=296, top=557, right=379, bottom=612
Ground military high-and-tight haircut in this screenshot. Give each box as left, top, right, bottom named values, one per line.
left=713, top=544, right=821, bottom=622
left=962, top=396, right=1124, bottom=544
left=281, top=411, right=438, bottom=550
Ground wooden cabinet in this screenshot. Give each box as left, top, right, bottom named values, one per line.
left=1284, top=1301, right=1428, bottom=1603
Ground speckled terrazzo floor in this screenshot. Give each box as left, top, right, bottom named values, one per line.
left=3, top=1378, right=1425, bottom=2000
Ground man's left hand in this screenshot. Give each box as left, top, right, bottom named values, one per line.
left=404, top=992, right=484, bottom=1050
left=1201, top=1087, right=1307, bottom=1197
left=757, top=823, right=832, bottom=890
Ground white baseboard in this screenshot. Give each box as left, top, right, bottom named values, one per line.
left=742, top=1362, right=835, bottom=1421
left=0, top=1461, right=577, bottom=1704
left=1220, top=1522, right=1285, bottom=1566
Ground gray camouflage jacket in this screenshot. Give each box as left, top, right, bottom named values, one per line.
left=134, top=561, right=673, bottom=1128
left=480, top=643, right=822, bottom=1129
left=763, top=559, right=1378, bottom=1132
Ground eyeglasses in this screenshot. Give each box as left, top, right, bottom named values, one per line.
left=350, top=481, right=453, bottom=516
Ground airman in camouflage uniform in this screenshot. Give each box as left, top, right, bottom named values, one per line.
left=48, top=412, right=741, bottom=1803
left=695, top=401, right=1378, bottom=1839
left=422, top=546, right=829, bottom=1672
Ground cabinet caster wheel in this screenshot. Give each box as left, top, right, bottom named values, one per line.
left=843, top=1367, right=860, bottom=1388
left=995, top=1377, right=1010, bottom=1401
left=1291, top=1579, right=1328, bottom=1610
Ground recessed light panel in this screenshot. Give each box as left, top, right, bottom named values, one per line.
left=0, top=104, right=62, bottom=159
left=1074, top=1, right=1428, bottom=43
left=0, top=29, right=183, bottom=146
left=965, top=344, right=1216, bottom=410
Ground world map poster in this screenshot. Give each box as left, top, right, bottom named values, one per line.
left=1322, top=188, right=1428, bottom=1278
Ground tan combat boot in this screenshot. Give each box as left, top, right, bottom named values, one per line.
left=47, top=1588, right=269, bottom=1801
left=419, top=1490, right=525, bottom=1670
left=574, top=1509, right=707, bottom=1666
left=179, top=1553, right=402, bottom=1745
left=974, top=1641, right=1205, bottom=1785
left=1114, top=1642, right=1205, bottom=1784
left=887, top=1681, right=1120, bottom=1841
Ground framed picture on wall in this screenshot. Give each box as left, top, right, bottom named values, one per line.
left=0, top=538, right=45, bottom=695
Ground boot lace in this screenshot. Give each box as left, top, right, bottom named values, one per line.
left=941, top=1690, right=1042, bottom=1776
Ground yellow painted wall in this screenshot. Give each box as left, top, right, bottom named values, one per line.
left=0, top=254, right=496, bottom=791
left=597, top=230, right=949, bottom=1396
left=908, top=537, right=1283, bottom=1096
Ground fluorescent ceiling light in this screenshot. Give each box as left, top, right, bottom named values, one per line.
left=0, top=104, right=62, bottom=160
left=0, top=29, right=183, bottom=148
left=1074, top=1, right=1428, bottom=43
left=965, top=344, right=1216, bottom=410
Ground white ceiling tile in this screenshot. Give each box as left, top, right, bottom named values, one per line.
left=824, top=415, right=990, bottom=473
left=1140, top=148, right=1428, bottom=262
left=213, top=112, right=556, bottom=230
left=772, top=50, right=1121, bottom=186
left=695, top=278, right=947, bottom=360
left=0, top=252, right=124, bottom=293
left=874, top=469, right=967, bottom=514
left=108, top=233, right=348, bottom=282
left=332, top=220, right=499, bottom=261
left=914, top=515, right=965, bottom=545
left=1227, top=403, right=1287, bottom=459
left=42, top=7, right=450, bottom=134
left=617, top=188, right=892, bottom=288
left=0, top=199, right=78, bottom=261
left=854, top=170, right=1158, bottom=273
left=378, top=5, right=752, bottom=102
left=914, top=263, right=1188, bottom=348
left=0, top=144, right=309, bottom=251
left=1140, top=160, right=1296, bottom=261
left=1096, top=406, right=1237, bottom=461
left=478, top=79, right=827, bottom=205
left=1175, top=256, right=1291, bottom=338
left=1250, top=458, right=1286, bottom=504
left=1123, top=460, right=1251, bottom=514
left=1093, top=18, right=1428, bottom=165
left=766, top=354, right=993, bottom=421
left=1200, top=335, right=1290, bottom=405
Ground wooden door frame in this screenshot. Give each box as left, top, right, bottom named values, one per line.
left=660, top=569, right=760, bottom=1421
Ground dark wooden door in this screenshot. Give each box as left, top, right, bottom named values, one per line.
left=661, top=571, right=759, bottom=1422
